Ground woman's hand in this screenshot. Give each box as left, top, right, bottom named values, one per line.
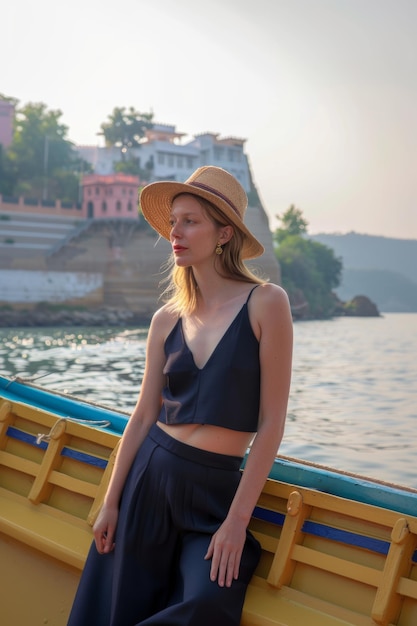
left=204, top=516, right=247, bottom=587
left=93, top=504, right=119, bottom=554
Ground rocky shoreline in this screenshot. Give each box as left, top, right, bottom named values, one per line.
left=0, top=293, right=380, bottom=328
left=0, top=306, right=152, bottom=328
left=291, top=293, right=380, bottom=321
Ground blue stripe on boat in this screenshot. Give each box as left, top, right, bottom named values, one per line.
left=302, top=519, right=389, bottom=554
left=6, top=426, right=108, bottom=469
left=253, top=506, right=285, bottom=526
left=6, top=426, right=48, bottom=450
left=253, top=505, right=417, bottom=563
left=60, top=447, right=108, bottom=468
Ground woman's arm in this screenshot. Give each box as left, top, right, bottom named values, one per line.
left=205, top=283, right=293, bottom=586
left=93, top=307, right=172, bottom=553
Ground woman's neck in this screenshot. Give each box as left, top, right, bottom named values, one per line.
left=194, top=278, right=252, bottom=315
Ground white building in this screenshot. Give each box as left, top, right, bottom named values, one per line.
left=76, top=124, right=252, bottom=191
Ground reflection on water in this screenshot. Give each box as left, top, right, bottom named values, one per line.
left=1, top=327, right=148, bottom=414
left=284, top=314, right=417, bottom=488
left=1, top=314, right=416, bottom=488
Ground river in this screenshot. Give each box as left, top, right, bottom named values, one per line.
left=1, top=313, right=416, bottom=488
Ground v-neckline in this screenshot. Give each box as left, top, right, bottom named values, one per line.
left=180, top=304, right=246, bottom=371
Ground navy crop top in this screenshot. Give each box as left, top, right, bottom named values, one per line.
left=158, top=286, right=260, bottom=432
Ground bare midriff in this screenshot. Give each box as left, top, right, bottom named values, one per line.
left=156, top=422, right=255, bottom=457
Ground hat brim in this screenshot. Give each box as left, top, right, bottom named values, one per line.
left=139, top=181, right=264, bottom=260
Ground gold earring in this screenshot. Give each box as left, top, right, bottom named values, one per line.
left=215, top=242, right=223, bottom=255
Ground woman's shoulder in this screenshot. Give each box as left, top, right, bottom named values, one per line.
left=149, top=304, right=180, bottom=339
left=252, top=282, right=290, bottom=309
left=249, top=283, right=292, bottom=335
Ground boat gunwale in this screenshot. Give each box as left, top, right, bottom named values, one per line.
left=1, top=374, right=417, bottom=519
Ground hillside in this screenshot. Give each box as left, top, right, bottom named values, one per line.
left=309, top=233, right=417, bottom=312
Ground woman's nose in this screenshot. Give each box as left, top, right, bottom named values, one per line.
left=170, top=222, right=180, bottom=238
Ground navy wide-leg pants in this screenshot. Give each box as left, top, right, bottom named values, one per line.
left=67, top=424, right=261, bottom=626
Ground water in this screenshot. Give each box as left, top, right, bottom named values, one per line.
left=1, top=314, right=416, bottom=488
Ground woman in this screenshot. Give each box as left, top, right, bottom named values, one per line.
left=67, top=166, right=293, bottom=625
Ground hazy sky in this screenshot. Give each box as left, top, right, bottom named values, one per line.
left=3, top=0, right=416, bottom=239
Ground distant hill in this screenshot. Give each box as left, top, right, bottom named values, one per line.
left=309, top=233, right=417, bottom=312
left=337, top=268, right=417, bottom=312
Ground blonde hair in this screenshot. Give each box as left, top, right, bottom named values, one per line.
left=161, top=195, right=265, bottom=315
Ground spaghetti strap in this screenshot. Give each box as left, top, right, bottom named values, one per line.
left=246, top=284, right=261, bottom=303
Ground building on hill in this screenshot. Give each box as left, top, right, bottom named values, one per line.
left=76, top=124, right=251, bottom=192
left=82, top=174, right=142, bottom=219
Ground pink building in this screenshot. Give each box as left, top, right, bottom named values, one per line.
left=82, top=174, right=142, bottom=219
left=0, top=100, right=14, bottom=148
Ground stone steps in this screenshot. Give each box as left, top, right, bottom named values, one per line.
left=0, top=211, right=85, bottom=261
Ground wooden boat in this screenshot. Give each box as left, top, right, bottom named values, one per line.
left=1, top=373, right=416, bottom=626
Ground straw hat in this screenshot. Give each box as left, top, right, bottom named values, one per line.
left=139, top=166, right=264, bottom=259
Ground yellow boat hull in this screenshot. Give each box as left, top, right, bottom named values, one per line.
left=1, top=389, right=417, bottom=626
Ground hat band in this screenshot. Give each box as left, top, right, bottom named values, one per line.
left=189, top=181, right=241, bottom=217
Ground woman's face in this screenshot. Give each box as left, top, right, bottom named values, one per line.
left=169, top=194, right=230, bottom=267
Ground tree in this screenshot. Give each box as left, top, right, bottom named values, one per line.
left=0, top=143, right=18, bottom=196
left=2, top=101, right=91, bottom=202
left=275, top=204, right=309, bottom=243
left=0, top=93, right=18, bottom=106
left=274, top=206, right=343, bottom=318
left=100, top=107, right=153, bottom=157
